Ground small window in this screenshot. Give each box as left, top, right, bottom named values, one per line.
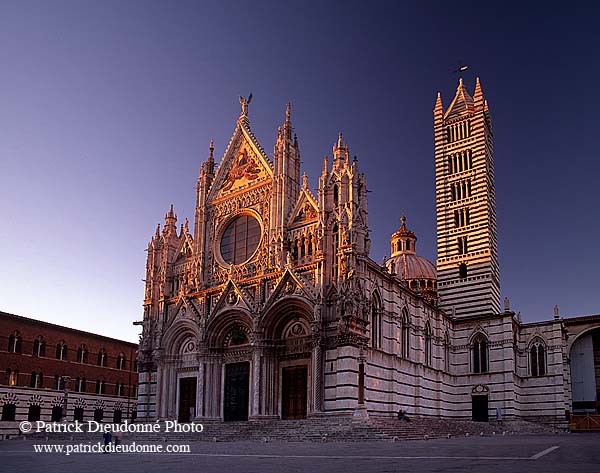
left=113, top=409, right=122, bottom=423
left=459, top=263, right=468, bottom=279
left=401, top=309, right=410, bottom=359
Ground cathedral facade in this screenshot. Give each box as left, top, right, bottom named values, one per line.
left=136, top=80, right=599, bottom=427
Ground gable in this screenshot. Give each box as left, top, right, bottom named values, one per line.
left=209, top=124, right=274, bottom=201
left=288, top=189, right=319, bottom=227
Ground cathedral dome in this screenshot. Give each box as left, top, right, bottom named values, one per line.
left=386, top=214, right=437, bottom=302
left=387, top=252, right=437, bottom=281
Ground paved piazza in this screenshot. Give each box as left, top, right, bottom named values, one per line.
left=0, top=434, right=598, bottom=473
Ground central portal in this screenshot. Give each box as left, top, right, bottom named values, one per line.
left=224, top=362, right=250, bottom=421
left=282, top=365, right=308, bottom=419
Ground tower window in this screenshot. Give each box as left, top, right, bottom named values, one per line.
left=457, top=236, right=468, bottom=255
left=333, top=184, right=339, bottom=207
left=459, top=263, right=468, bottom=279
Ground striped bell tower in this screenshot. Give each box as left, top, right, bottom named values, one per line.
left=434, top=77, right=500, bottom=318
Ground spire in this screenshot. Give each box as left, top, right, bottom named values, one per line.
left=164, top=204, right=177, bottom=234
left=184, top=217, right=189, bottom=233
left=444, top=78, right=474, bottom=119
left=283, top=102, right=292, bottom=140
left=207, top=138, right=215, bottom=173
left=474, top=77, right=484, bottom=105
left=434, top=91, right=443, bottom=115
left=302, top=171, right=308, bottom=190
left=333, top=132, right=348, bottom=163
left=154, top=223, right=161, bottom=239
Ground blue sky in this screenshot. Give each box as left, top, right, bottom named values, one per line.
left=1, top=1, right=598, bottom=342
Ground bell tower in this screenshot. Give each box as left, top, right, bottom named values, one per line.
left=434, top=77, right=500, bottom=317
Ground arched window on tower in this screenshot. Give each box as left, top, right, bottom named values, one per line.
left=401, top=309, right=410, bottom=359
left=471, top=333, right=488, bottom=374
left=424, top=322, right=432, bottom=367
left=529, top=339, right=546, bottom=377
left=333, top=184, right=339, bottom=207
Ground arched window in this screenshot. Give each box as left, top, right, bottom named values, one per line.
left=97, top=348, right=107, bottom=367
left=472, top=334, right=488, bottom=374
left=424, top=323, right=432, bottom=367
left=8, top=331, right=22, bottom=353
left=94, top=408, right=104, bottom=422
left=75, top=377, right=86, bottom=393
left=30, top=371, right=43, bottom=389
left=530, top=339, right=546, bottom=377
left=371, top=294, right=382, bottom=349
left=33, top=336, right=46, bottom=357
left=1, top=403, right=16, bottom=421
left=333, top=184, right=339, bottom=207
left=444, top=331, right=451, bottom=372
left=56, top=341, right=67, bottom=361
left=6, top=368, right=19, bottom=386
left=77, top=344, right=88, bottom=364
left=117, top=353, right=126, bottom=370
left=28, top=404, right=41, bottom=422
left=96, top=379, right=105, bottom=394
left=51, top=406, right=63, bottom=422
left=401, top=309, right=410, bottom=359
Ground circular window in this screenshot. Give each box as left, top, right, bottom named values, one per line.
left=219, top=214, right=261, bottom=265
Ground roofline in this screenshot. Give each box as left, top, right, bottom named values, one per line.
left=0, top=310, right=138, bottom=348
left=563, top=313, right=600, bottom=326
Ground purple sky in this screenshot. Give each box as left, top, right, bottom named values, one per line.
left=1, top=1, right=599, bottom=343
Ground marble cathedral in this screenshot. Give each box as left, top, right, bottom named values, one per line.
left=136, top=79, right=600, bottom=426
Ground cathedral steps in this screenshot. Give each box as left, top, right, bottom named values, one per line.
left=23, top=415, right=559, bottom=443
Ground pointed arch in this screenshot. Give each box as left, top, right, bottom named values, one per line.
left=371, top=290, right=382, bottom=349
left=424, top=321, right=433, bottom=367
left=471, top=332, right=488, bottom=373
left=401, top=307, right=410, bottom=359
left=528, top=337, right=547, bottom=377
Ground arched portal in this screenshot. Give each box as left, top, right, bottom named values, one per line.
left=570, top=327, right=600, bottom=413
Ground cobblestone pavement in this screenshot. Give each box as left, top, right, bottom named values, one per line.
left=1, top=433, right=598, bottom=473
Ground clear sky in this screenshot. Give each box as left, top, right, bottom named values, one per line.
left=1, top=1, right=598, bottom=343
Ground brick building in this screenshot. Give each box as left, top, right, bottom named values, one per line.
left=0, top=311, right=138, bottom=426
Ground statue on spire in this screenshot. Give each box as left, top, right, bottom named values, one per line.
left=239, top=93, right=253, bottom=117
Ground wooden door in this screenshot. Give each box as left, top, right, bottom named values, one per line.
left=282, top=366, right=308, bottom=419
